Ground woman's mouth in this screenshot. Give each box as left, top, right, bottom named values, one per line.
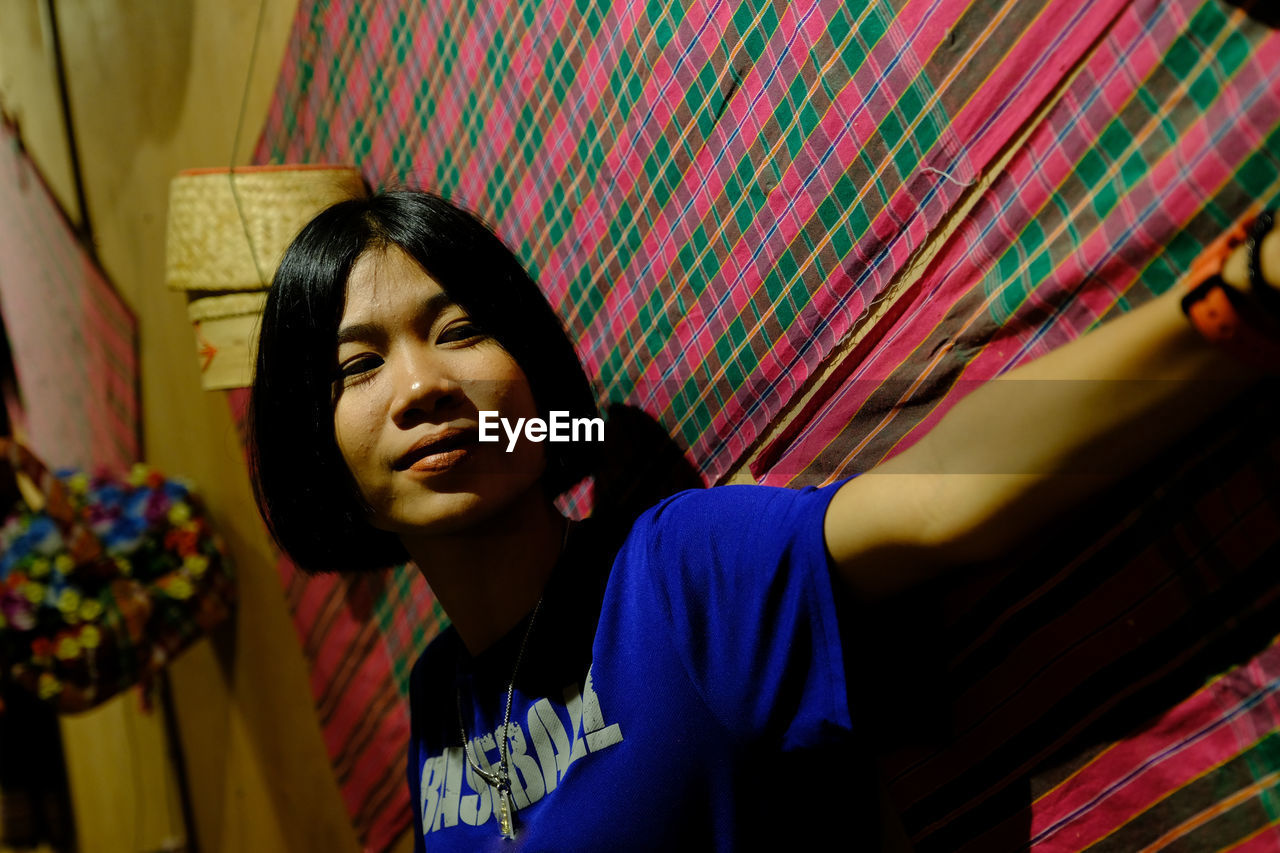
left=397, top=431, right=476, bottom=472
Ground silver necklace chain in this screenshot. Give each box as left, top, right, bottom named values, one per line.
left=456, top=595, right=542, bottom=780
left=455, top=520, right=567, bottom=839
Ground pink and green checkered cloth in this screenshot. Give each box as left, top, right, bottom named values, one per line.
left=250, top=0, right=1280, bottom=848
left=0, top=125, right=139, bottom=474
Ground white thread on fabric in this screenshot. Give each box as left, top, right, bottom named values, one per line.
left=921, top=165, right=977, bottom=188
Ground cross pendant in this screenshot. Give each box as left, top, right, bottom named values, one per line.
left=497, top=786, right=516, bottom=840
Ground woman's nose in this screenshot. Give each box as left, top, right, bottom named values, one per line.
left=389, top=353, right=462, bottom=425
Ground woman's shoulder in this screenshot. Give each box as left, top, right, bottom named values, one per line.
left=627, top=480, right=847, bottom=540
left=600, top=480, right=851, bottom=591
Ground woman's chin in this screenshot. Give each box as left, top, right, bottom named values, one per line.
left=377, top=477, right=545, bottom=539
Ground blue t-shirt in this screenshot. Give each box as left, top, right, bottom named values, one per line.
left=407, top=481, right=857, bottom=851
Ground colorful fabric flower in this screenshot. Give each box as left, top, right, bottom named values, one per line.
left=57, top=587, right=81, bottom=616
left=79, top=624, right=101, bottom=650
left=37, top=672, right=60, bottom=700
left=26, top=516, right=63, bottom=557
left=161, top=577, right=194, bottom=600
left=67, top=472, right=89, bottom=496
left=0, top=587, right=36, bottom=631
left=167, top=502, right=192, bottom=526
left=21, top=581, right=45, bottom=605
left=30, top=636, right=53, bottom=662
left=78, top=598, right=103, bottom=622
left=164, top=526, right=200, bottom=556
left=0, top=457, right=233, bottom=711
left=56, top=636, right=81, bottom=660
left=102, top=515, right=147, bottom=554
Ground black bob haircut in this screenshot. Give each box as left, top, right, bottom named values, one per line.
left=248, top=190, right=599, bottom=574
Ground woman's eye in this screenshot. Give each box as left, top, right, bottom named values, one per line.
left=337, top=354, right=381, bottom=381
left=439, top=322, right=484, bottom=344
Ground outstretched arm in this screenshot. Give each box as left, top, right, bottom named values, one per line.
left=824, top=221, right=1279, bottom=601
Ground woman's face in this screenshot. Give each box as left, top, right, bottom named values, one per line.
left=332, top=245, right=545, bottom=535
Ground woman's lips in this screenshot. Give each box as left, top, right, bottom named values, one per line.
left=406, top=444, right=471, bottom=473
left=397, top=430, right=477, bottom=472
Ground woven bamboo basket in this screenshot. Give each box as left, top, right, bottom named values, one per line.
left=186, top=292, right=269, bottom=390
left=165, top=164, right=366, bottom=291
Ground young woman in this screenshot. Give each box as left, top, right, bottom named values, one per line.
left=249, top=192, right=1277, bottom=850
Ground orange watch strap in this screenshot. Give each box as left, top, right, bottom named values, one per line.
left=1179, top=210, right=1280, bottom=371
left=1183, top=279, right=1280, bottom=368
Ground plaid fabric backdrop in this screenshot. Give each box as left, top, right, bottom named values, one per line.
left=250, top=0, right=1280, bottom=848
left=751, top=2, right=1280, bottom=849
left=0, top=124, right=139, bottom=474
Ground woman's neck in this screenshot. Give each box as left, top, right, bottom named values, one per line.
left=401, top=490, right=567, bottom=656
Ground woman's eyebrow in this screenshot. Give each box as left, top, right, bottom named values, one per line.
left=336, top=291, right=454, bottom=346
left=335, top=321, right=381, bottom=347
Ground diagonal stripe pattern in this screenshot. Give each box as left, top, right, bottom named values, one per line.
left=752, top=1, right=1280, bottom=850
left=247, top=0, right=1280, bottom=848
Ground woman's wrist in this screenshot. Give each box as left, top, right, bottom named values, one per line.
left=1180, top=209, right=1280, bottom=371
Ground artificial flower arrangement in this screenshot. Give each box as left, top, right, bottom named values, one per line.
left=0, top=440, right=233, bottom=712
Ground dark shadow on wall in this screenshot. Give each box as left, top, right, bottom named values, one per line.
left=0, top=685, right=75, bottom=852
left=590, top=402, right=706, bottom=526
left=1223, top=0, right=1280, bottom=28
left=863, top=379, right=1280, bottom=851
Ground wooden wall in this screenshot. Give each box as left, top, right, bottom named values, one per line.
left=0, top=2, right=406, bottom=850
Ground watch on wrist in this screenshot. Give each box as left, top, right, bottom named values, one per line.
left=1179, top=208, right=1280, bottom=370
